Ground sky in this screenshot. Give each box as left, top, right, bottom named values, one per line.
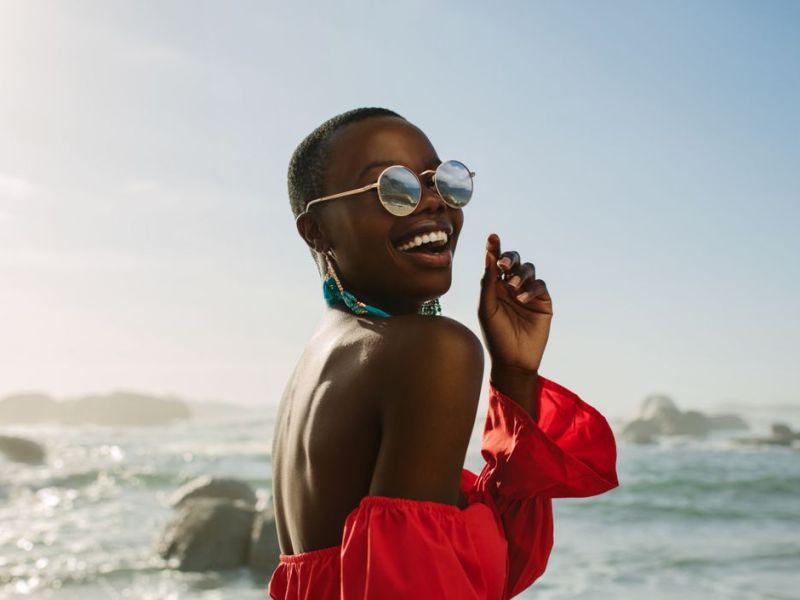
left=0, top=1, right=798, bottom=420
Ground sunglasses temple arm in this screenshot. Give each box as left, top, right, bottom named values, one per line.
left=295, top=183, right=379, bottom=222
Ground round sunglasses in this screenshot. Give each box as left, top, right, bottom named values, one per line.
left=296, top=159, right=475, bottom=220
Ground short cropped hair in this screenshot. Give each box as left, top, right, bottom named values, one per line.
left=288, top=107, right=406, bottom=277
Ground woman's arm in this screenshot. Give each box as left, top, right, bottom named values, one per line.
left=367, top=316, right=484, bottom=504
left=489, top=363, right=540, bottom=419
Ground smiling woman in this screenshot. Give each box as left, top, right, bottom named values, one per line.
left=289, top=108, right=465, bottom=317
left=270, top=107, right=619, bottom=599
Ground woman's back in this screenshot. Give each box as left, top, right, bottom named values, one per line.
left=272, top=312, right=382, bottom=554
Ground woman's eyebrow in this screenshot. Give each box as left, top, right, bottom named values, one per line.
left=357, top=158, right=442, bottom=180
left=357, top=160, right=395, bottom=180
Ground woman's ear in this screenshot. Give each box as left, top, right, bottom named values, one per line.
left=296, top=212, right=330, bottom=254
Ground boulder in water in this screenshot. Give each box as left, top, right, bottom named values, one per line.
left=170, top=476, right=257, bottom=508
left=735, top=423, right=800, bottom=447
left=0, top=435, right=46, bottom=464
left=662, top=410, right=711, bottom=437
left=622, top=394, right=750, bottom=441
left=0, top=390, right=191, bottom=426
left=620, top=419, right=658, bottom=444
left=248, top=504, right=281, bottom=573
left=158, top=498, right=255, bottom=571
left=61, top=391, right=191, bottom=426
left=707, top=413, right=749, bottom=431
left=639, top=394, right=681, bottom=422
left=771, top=423, right=796, bottom=443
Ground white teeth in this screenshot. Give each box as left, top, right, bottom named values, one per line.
left=396, top=230, right=449, bottom=251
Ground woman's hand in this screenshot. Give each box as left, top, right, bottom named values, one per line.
left=478, top=233, right=553, bottom=374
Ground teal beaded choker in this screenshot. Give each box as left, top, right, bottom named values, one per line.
left=322, top=253, right=442, bottom=317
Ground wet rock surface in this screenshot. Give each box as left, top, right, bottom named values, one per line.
left=170, top=475, right=258, bottom=508
left=157, top=478, right=280, bottom=574
left=736, top=422, right=800, bottom=447
left=0, top=435, right=46, bottom=464
left=621, top=394, right=749, bottom=443
left=158, top=498, right=256, bottom=571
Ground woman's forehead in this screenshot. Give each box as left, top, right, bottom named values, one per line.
left=328, top=117, right=438, bottom=180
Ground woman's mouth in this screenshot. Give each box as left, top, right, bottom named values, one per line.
left=393, top=231, right=453, bottom=268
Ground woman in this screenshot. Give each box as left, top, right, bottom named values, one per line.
left=269, top=107, right=619, bottom=599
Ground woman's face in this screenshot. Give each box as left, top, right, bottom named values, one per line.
left=306, top=116, right=464, bottom=316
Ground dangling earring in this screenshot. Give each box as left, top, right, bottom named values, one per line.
left=322, top=252, right=392, bottom=318
left=418, top=297, right=442, bottom=316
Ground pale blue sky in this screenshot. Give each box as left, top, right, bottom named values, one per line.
left=1, top=1, right=797, bottom=418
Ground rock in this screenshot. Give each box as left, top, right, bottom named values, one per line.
left=171, top=476, right=258, bottom=508
left=735, top=423, right=800, bottom=447
left=0, top=393, right=59, bottom=424
left=622, top=394, right=735, bottom=440
left=60, top=391, right=191, bottom=426
left=770, top=423, right=797, bottom=443
left=1, top=390, right=191, bottom=426
left=662, top=410, right=710, bottom=437
left=158, top=498, right=255, bottom=571
left=620, top=419, right=658, bottom=444
left=248, top=505, right=281, bottom=573
left=0, top=435, right=46, bottom=464
left=707, top=413, right=749, bottom=431
left=639, top=394, right=681, bottom=422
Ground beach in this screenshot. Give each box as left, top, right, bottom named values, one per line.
left=1, top=405, right=798, bottom=599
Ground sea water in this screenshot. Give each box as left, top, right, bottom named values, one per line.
left=1, top=405, right=798, bottom=600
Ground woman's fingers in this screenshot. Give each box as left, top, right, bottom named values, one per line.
left=505, top=262, right=535, bottom=290
left=486, top=236, right=548, bottom=307
left=496, top=250, right=520, bottom=275
left=515, top=279, right=549, bottom=304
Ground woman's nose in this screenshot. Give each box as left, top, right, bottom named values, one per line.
left=416, top=177, right=447, bottom=212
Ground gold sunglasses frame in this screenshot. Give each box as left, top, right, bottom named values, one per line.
left=295, top=160, right=476, bottom=222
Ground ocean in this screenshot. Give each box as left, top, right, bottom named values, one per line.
left=1, top=404, right=798, bottom=600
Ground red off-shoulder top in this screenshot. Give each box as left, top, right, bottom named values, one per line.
left=268, top=375, right=619, bottom=599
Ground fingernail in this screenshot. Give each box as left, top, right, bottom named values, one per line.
left=508, top=275, right=521, bottom=289
left=516, top=291, right=530, bottom=302
left=497, top=258, right=511, bottom=269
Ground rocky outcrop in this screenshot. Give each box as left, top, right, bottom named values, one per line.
left=662, top=410, right=711, bottom=436
left=249, top=505, right=281, bottom=573
left=0, top=390, right=191, bottom=426
left=157, top=478, right=280, bottom=574
left=0, top=435, right=46, bottom=464
left=0, top=393, right=59, bottom=424
left=158, top=498, right=256, bottom=571
left=60, top=391, right=191, bottom=426
left=170, top=476, right=258, bottom=508
left=736, top=423, right=800, bottom=447
left=620, top=419, right=659, bottom=444
left=639, top=394, right=681, bottom=422
left=621, top=394, right=749, bottom=443
left=708, top=413, right=749, bottom=430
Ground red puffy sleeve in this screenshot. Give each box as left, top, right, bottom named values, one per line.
left=337, top=375, right=618, bottom=600
left=462, top=374, right=620, bottom=597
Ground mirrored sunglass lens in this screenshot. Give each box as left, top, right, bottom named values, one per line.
left=436, top=160, right=473, bottom=208
left=378, top=166, right=421, bottom=216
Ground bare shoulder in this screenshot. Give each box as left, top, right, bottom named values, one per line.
left=363, top=314, right=484, bottom=406
left=368, top=314, right=484, bottom=364
left=364, top=314, right=485, bottom=503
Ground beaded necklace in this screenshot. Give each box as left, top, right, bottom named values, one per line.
left=322, top=255, right=441, bottom=317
